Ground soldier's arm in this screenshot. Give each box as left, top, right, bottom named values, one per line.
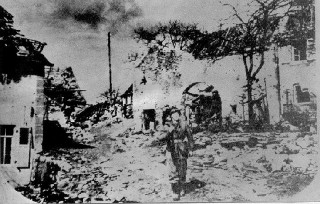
left=186, top=127, right=194, bottom=151
left=160, top=123, right=174, bottom=140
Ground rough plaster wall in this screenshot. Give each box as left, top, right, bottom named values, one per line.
left=0, top=74, right=45, bottom=168
left=0, top=76, right=37, bottom=125
left=35, top=75, right=44, bottom=153
left=279, top=45, right=317, bottom=94
left=0, top=76, right=37, bottom=166
left=131, top=45, right=316, bottom=126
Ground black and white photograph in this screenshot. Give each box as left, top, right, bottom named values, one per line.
left=0, top=0, right=319, bottom=203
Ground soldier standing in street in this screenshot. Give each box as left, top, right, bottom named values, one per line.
left=165, top=107, right=194, bottom=201
left=211, top=90, right=222, bottom=127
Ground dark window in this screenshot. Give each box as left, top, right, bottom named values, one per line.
left=0, top=125, right=14, bottom=164
left=0, top=137, right=4, bottom=164
left=292, top=40, right=307, bottom=61
left=0, top=126, right=4, bottom=135
left=0, top=125, right=14, bottom=135
left=20, top=128, right=29, bottom=145
left=5, top=137, right=11, bottom=164
left=0, top=137, right=12, bottom=164
left=295, top=86, right=311, bottom=103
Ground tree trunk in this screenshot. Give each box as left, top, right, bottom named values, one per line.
left=242, top=54, right=257, bottom=129
left=274, top=45, right=282, bottom=121
left=247, top=80, right=255, bottom=129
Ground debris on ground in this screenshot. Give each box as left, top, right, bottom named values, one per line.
left=15, top=118, right=318, bottom=202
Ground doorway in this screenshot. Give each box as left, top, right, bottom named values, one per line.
left=143, top=109, right=156, bottom=130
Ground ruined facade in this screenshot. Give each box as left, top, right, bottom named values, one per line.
left=280, top=41, right=316, bottom=107
left=128, top=69, right=221, bottom=132
left=265, top=10, right=316, bottom=125
left=120, top=84, right=133, bottom=118
left=44, top=66, right=86, bottom=124
left=125, top=65, right=178, bottom=131
left=0, top=37, right=53, bottom=171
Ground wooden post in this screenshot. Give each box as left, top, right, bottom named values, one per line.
left=274, top=45, right=282, bottom=119
left=108, top=32, right=112, bottom=102
left=264, top=78, right=270, bottom=124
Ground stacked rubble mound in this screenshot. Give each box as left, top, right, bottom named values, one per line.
left=16, top=119, right=318, bottom=202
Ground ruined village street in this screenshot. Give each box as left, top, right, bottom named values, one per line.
left=1, top=1, right=318, bottom=203
left=17, top=118, right=318, bottom=203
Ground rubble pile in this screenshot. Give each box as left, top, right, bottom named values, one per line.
left=16, top=118, right=318, bottom=202
left=187, top=131, right=318, bottom=201
left=68, top=112, right=127, bottom=145
left=67, top=126, right=96, bottom=144
left=47, top=121, right=172, bottom=203
left=16, top=156, right=73, bottom=203
left=193, top=132, right=318, bottom=173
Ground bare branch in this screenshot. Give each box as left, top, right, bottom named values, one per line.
left=252, top=51, right=265, bottom=79
left=222, top=3, right=245, bottom=24
left=242, top=55, right=250, bottom=78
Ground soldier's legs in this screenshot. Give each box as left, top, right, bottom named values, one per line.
left=167, top=150, right=189, bottom=199
left=170, top=158, right=188, bottom=197
left=178, top=159, right=188, bottom=196
left=166, top=151, right=180, bottom=200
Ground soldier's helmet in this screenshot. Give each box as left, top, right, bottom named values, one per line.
left=171, top=111, right=180, bottom=122
left=165, top=105, right=184, bottom=119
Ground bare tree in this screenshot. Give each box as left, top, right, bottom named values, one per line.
left=188, top=0, right=295, bottom=128
left=130, top=0, right=314, bottom=129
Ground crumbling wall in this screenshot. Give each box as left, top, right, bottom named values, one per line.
left=31, top=156, right=60, bottom=188
left=0, top=76, right=39, bottom=166
left=19, top=155, right=70, bottom=203
left=45, top=66, right=86, bottom=124
left=35, top=75, right=45, bottom=153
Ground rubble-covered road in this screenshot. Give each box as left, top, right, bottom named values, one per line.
left=18, top=119, right=318, bottom=203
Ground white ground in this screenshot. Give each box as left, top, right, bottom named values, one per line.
left=2, top=118, right=319, bottom=203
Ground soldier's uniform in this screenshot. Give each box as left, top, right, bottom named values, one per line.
left=211, top=90, right=222, bottom=126
left=165, top=111, right=194, bottom=200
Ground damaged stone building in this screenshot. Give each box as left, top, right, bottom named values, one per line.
left=215, top=35, right=317, bottom=128
left=121, top=68, right=221, bottom=132
left=0, top=36, right=53, bottom=181
left=278, top=21, right=316, bottom=112
left=131, top=76, right=168, bottom=132
left=120, top=84, right=133, bottom=119
left=43, top=66, right=86, bottom=149
left=44, top=66, right=86, bottom=124
left=0, top=5, right=54, bottom=185
left=265, top=3, right=316, bottom=126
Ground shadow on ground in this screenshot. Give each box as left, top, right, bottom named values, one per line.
left=60, top=140, right=95, bottom=149
left=43, top=120, right=95, bottom=150
left=185, top=179, right=206, bottom=194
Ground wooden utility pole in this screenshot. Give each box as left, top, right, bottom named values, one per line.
left=264, top=78, right=269, bottom=107
left=264, top=78, right=270, bottom=124
left=108, top=32, right=112, bottom=101
left=274, top=45, right=282, bottom=119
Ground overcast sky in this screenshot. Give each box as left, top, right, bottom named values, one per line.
left=1, top=0, right=249, bottom=104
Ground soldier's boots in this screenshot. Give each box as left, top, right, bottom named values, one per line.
left=172, top=192, right=180, bottom=201
left=180, top=189, right=186, bottom=197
